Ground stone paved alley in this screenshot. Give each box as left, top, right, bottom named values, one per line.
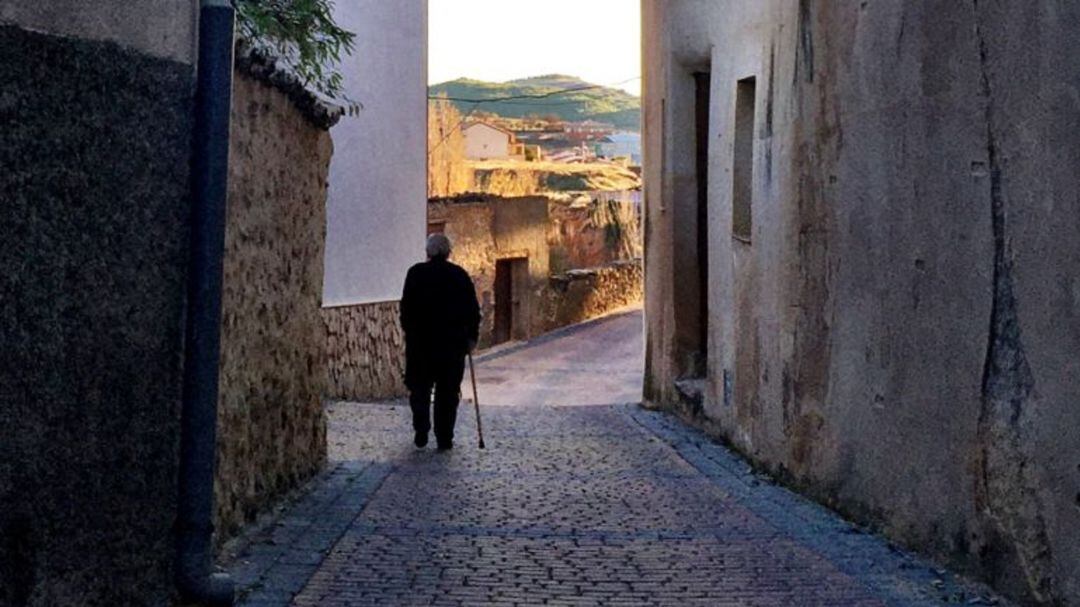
left=226, top=310, right=1005, bottom=606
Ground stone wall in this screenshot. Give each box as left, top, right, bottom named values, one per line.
left=0, top=17, right=196, bottom=606
left=643, top=2, right=1080, bottom=604
left=430, top=195, right=644, bottom=348
left=429, top=196, right=551, bottom=348
left=548, top=198, right=641, bottom=273
left=213, top=68, right=334, bottom=542
left=324, top=302, right=407, bottom=401
left=543, top=260, right=643, bottom=330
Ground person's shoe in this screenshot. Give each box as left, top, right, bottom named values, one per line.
left=436, top=440, right=453, bottom=451
left=414, top=432, right=428, bottom=448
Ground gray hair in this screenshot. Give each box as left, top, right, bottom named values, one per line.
left=426, top=233, right=452, bottom=259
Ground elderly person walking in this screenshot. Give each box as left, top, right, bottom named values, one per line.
left=400, top=234, right=481, bottom=450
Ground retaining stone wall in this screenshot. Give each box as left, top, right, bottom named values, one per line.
left=213, top=68, right=333, bottom=542
left=543, top=260, right=644, bottom=331
left=323, top=302, right=408, bottom=401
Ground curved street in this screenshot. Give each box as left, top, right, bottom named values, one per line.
left=226, top=310, right=1004, bottom=606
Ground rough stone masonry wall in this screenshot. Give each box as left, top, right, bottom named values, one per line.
left=429, top=200, right=500, bottom=346
left=0, top=22, right=195, bottom=607
left=431, top=196, right=642, bottom=347
left=324, top=302, right=407, bottom=401
left=645, top=2, right=1080, bottom=604
left=543, top=260, right=643, bottom=331
left=429, top=196, right=551, bottom=348
left=547, top=198, right=640, bottom=273
left=214, top=68, right=333, bottom=542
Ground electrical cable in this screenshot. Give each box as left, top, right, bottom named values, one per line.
left=427, top=76, right=640, bottom=103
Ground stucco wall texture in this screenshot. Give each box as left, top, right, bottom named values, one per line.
left=324, top=302, right=408, bottom=401
left=430, top=196, right=644, bottom=348
left=0, top=22, right=195, bottom=607
left=323, top=0, right=427, bottom=306
left=643, top=1, right=1080, bottom=604
left=214, top=69, right=333, bottom=542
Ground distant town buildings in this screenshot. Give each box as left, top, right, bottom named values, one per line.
left=463, top=122, right=521, bottom=160
left=461, top=116, right=637, bottom=166
left=564, top=119, right=614, bottom=137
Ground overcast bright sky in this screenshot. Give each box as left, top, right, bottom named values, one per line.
left=428, top=0, right=641, bottom=95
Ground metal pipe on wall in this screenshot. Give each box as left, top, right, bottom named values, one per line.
left=175, top=0, right=235, bottom=604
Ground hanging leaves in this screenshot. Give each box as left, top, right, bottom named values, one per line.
left=234, top=0, right=360, bottom=113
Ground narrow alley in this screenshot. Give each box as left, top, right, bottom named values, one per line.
left=225, top=310, right=1003, bottom=606
left=6, top=2, right=1080, bottom=605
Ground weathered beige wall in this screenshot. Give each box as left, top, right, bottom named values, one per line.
left=430, top=195, right=643, bottom=347
left=214, top=68, right=333, bottom=542
left=543, top=260, right=643, bottom=330
left=324, top=302, right=407, bottom=401
left=643, top=1, right=1080, bottom=604
left=548, top=198, right=641, bottom=273
left=324, top=0, right=428, bottom=305
left=429, top=196, right=551, bottom=347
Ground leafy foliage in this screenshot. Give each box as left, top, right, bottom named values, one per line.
left=235, top=0, right=357, bottom=108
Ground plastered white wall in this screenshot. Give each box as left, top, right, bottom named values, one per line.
left=323, top=0, right=428, bottom=306
left=463, top=123, right=510, bottom=160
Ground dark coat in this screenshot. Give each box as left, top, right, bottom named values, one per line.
left=400, top=258, right=481, bottom=387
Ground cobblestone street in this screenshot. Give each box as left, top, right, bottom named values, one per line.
left=226, top=310, right=1005, bottom=606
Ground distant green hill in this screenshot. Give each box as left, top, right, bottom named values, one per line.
left=429, top=74, right=641, bottom=131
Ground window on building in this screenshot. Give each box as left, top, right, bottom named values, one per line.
left=732, top=76, right=756, bottom=243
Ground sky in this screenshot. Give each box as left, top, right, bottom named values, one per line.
left=428, top=0, right=641, bottom=95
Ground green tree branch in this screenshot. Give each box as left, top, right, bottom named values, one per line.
left=234, top=0, right=358, bottom=110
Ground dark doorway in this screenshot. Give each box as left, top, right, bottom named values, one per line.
left=493, top=257, right=527, bottom=344
left=671, top=67, right=712, bottom=382
left=691, top=70, right=711, bottom=377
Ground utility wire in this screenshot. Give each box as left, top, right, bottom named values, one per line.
left=427, top=77, right=641, bottom=103
left=428, top=101, right=481, bottom=157
left=463, top=99, right=594, bottom=107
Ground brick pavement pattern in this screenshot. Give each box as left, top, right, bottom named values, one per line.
left=227, top=311, right=1005, bottom=607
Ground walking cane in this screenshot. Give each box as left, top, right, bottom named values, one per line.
left=467, top=352, right=486, bottom=449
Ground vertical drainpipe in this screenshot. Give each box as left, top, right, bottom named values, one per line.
left=176, top=0, right=235, bottom=605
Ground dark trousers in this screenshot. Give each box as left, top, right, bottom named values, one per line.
left=408, top=355, right=466, bottom=445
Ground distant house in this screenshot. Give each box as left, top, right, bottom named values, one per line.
left=463, top=122, right=522, bottom=160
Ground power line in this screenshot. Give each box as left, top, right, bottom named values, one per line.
left=427, top=77, right=640, bottom=103
left=460, top=99, right=600, bottom=107
left=427, top=101, right=481, bottom=157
